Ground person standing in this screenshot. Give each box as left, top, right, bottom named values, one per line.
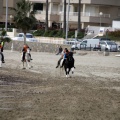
left=56, top=46, right=63, bottom=55
left=0, top=41, right=5, bottom=63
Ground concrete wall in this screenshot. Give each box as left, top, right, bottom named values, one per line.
left=4, top=41, right=71, bottom=53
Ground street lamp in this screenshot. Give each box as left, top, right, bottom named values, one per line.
left=5, top=0, right=8, bottom=31
left=66, top=0, right=70, bottom=41
left=10, top=15, right=13, bottom=25
left=99, top=12, right=103, bottom=27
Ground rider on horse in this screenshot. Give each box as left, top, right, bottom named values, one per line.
left=22, top=44, right=32, bottom=62
left=56, top=48, right=75, bottom=68
left=56, top=48, right=68, bottom=68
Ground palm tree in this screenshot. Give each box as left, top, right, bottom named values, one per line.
left=11, top=0, right=36, bottom=44
left=45, top=0, right=48, bottom=31
left=63, top=0, right=66, bottom=33
left=78, top=0, right=81, bottom=32
left=0, top=30, right=11, bottom=43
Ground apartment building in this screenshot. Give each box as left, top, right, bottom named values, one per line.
left=30, top=0, right=120, bottom=29
left=0, top=0, right=20, bottom=25
left=0, top=0, right=120, bottom=30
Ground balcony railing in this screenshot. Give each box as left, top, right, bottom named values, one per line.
left=36, top=10, right=58, bottom=15
left=59, top=12, right=110, bottom=18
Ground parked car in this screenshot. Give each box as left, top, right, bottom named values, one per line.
left=12, top=33, right=38, bottom=42
left=118, top=46, right=120, bottom=51
left=93, top=37, right=111, bottom=41
left=99, top=41, right=118, bottom=52
left=71, top=39, right=101, bottom=50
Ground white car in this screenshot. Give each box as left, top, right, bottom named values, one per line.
left=12, top=33, right=38, bottom=42
left=100, top=41, right=118, bottom=52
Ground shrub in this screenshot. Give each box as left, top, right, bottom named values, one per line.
left=33, top=30, right=45, bottom=36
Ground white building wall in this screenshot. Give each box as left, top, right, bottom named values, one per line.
left=112, top=21, right=120, bottom=29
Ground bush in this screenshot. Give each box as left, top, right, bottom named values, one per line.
left=48, top=30, right=58, bottom=37
left=77, top=32, right=84, bottom=39
left=32, top=29, right=85, bottom=39
left=107, top=31, right=120, bottom=41
left=33, top=30, right=45, bottom=36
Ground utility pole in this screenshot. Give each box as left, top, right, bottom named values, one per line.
left=5, top=0, right=8, bottom=32
left=66, top=0, right=70, bottom=41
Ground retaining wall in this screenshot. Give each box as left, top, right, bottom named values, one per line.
left=4, top=41, right=71, bottom=53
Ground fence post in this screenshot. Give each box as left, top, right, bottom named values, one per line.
left=80, top=44, right=81, bottom=50
left=90, top=44, right=91, bottom=51
left=11, top=42, right=14, bottom=52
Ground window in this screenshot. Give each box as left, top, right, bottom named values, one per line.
left=33, top=3, right=43, bottom=11
left=118, top=8, right=120, bottom=16
left=100, top=41, right=106, bottom=45
left=74, top=6, right=78, bottom=12
left=60, top=5, right=63, bottom=12
left=106, top=41, right=117, bottom=45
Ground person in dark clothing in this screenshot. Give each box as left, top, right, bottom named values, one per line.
left=56, top=46, right=63, bottom=55
left=56, top=48, right=68, bottom=68
left=22, top=44, right=28, bottom=62
left=0, top=41, right=5, bottom=63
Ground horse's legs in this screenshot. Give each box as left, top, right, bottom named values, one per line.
left=64, top=67, right=68, bottom=77
left=65, top=67, right=70, bottom=78
left=22, top=61, right=26, bottom=69
left=71, top=67, right=74, bottom=74
left=26, top=60, right=31, bottom=69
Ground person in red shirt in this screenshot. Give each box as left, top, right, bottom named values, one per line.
left=21, top=44, right=28, bottom=62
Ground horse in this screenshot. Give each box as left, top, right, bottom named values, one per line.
left=22, top=48, right=32, bottom=69
left=63, top=53, right=75, bottom=77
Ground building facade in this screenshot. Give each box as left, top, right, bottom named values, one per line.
left=0, top=0, right=20, bottom=25
left=0, top=0, right=120, bottom=29
left=30, top=0, right=120, bottom=29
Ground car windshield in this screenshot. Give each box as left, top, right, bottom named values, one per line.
left=106, top=41, right=117, bottom=45
left=26, top=34, right=33, bottom=38
left=101, top=38, right=111, bottom=41
left=18, top=34, right=23, bottom=37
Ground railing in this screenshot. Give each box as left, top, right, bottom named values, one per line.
left=59, top=12, right=110, bottom=18
left=72, top=44, right=118, bottom=52
left=36, top=10, right=58, bottom=15
left=36, top=10, right=110, bottom=18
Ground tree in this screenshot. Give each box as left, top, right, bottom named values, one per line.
left=11, top=0, right=36, bottom=44
left=45, top=0, right=48, bottom=31
left=63, top=0, right=66, bottom=33
left=0, top=30, right=11, bottom=43
left=78, top=0, right=81, bottom=32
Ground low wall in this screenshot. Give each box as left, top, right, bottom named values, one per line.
left=35, top=37, right=65, bottom=44
left=4, top=41, right=71, bottom=53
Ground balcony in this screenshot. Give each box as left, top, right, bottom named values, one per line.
left=59, top=12, right=111, bottom=23
left=29, top=0, right=60, bottom=3
left=35, top=10, right=59, bottom=21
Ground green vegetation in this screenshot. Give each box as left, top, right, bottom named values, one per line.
left=107, top=31, right=120, bottom=41
left=33, top=29, right=84, bottom=39
left=11, top=0, right=36, bottom=44
left=0, top=30, right=11, bottom=43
